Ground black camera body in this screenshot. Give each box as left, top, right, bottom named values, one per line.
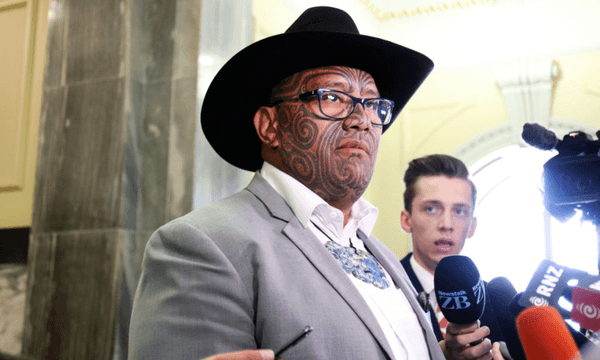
left=522, top=125, right=600, bottom=225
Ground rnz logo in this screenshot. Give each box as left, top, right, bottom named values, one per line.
left=528, top=296, right=550, bottom=307
left=576, top=303, right=600, bottom=319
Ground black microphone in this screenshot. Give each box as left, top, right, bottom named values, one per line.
left=518, top=259, right=589, bottom=319
left=487, top=277, right=526, bottom=360
left=434, top=255, right=486, bottom=346
left=522, top=123, right=560, bottom=150
left=434, top=255, right=485, bottom=323
left=509, top=292, right=525, bottom=317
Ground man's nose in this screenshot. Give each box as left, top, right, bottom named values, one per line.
left=342, top=103, right=371, bottom=131
left=439, top=211, right=454, bottom=231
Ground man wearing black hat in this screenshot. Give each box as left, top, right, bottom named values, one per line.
left=129, top=6, right=503, bottom=360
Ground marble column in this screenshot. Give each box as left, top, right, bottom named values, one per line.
left=23, top=0, right=199, bottom=359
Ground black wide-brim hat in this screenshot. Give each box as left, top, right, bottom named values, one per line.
left=201, top=6, right=434, bottom=171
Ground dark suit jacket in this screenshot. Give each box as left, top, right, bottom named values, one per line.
left=400, top=253, right=506, bottom=344
left=128, top=174, right=445, bottom=359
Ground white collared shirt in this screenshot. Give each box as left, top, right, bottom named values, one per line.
left=410, top=255, right=440, bottom=316
left=261, top=162, right=430, bottom=360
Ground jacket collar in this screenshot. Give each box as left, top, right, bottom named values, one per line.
left=246, top=173, right=444, bottom=359
left=246, top=173, right=396, bottom=358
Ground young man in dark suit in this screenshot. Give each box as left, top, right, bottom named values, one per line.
left=400, top=154, right=505, bottom=345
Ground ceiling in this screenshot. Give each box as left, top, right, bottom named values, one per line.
left=276, top=0, right=600, bottom=71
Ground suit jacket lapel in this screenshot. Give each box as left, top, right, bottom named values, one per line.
left=400, top=254, right=425, bottom=294
left=246, top=174, right=396, bottom=359
left=401, top=253, right=444, bottom=342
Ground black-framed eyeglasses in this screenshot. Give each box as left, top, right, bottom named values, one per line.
left=270, top=88, right=395, bottom=126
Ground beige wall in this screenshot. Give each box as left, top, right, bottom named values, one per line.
left=0, top=0, right=49, bottom=229
left=252, top=0, right=600, bottom=258
left=365, top=65, right=511, bottom=257
left=552, top=52, right=600, bottom=126
left=253, top=0, right=296, bottom=41
left=367, top=51, right=600, bottom=258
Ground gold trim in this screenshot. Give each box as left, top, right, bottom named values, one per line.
left=358, top=0, right=504, bottom=20
left=0, top=0, right=27, bottom=11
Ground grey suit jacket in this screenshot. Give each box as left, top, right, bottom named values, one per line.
left=128, top=174, right=445, bottom=359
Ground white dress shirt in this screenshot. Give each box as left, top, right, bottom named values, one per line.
left=410, top=255, right=437, bottom=309
left=260, top=162, right=430, bottom=360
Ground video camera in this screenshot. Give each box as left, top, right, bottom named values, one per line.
left=522, top=123, right=600, bottom=226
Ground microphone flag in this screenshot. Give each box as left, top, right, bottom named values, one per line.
left=519, top=259, right=588, bottom=314
left=572, top=277, right=600, bottom=331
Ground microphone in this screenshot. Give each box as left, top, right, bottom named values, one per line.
left=497, top=342, right=514, bottom=360
left=522, top=122, right=600, bottom=157
left=522, top=122, right=560, bottom=151
left=571, top=276, right=600, bottom=332
left=434, top=255, right=485, bottom=324
left=518, top=259, right=586, bottom=319
left=516, top=306, right=582, bottom=360
left=512, top=289, right=590, bottom=349
left=487, top=277, right=526, bottom=360
left=509, top=292, right=525, bottom=317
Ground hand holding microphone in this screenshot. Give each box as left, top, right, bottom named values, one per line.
left=435, top=255, right=499, bottom=359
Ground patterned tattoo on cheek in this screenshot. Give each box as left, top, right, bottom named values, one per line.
left=276, top=104, right=319, bottom=183
left=272, top=66, right=382, bottom=204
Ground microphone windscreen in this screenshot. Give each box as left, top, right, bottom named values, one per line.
left=509, top=292, right=526, bottom=317
left=517, top=306, right=582, bottom=360
left=487, top=277, right=526, bottom=360
left=521, top=123, right=559, bottom=150
left=513, top=292, right=591, bottom=350
left=434, top=255, right=485, bottom=324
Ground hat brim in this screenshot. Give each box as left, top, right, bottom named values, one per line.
left=201, top=31, right=434, bottom=171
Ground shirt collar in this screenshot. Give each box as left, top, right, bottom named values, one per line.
left=259, top=162, right=379, bottom=237
left=410, top=254, right=435, bottom=294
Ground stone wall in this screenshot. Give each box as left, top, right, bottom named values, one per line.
left=0, top=265, right=26, bottom=356
left=20, top=0, right=199, bottom=358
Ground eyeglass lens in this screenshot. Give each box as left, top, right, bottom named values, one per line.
left=315, top=90, right=392, bottom=125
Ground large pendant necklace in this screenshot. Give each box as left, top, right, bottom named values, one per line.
left=313, top=222, right=389, bottom=290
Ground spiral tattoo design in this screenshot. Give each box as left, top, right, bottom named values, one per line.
left=271, top=66, right=382, bottom=205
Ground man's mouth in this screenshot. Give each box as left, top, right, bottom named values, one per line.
left=435, top=239, right=454, bottom=247
left=338, top=139, right=369, bottom=154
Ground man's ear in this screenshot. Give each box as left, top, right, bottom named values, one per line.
left=400, top=209, right=412, bottom=234
left=467, top=216, right=477, bottom=238
left=253, top=106, right=279, bottom=149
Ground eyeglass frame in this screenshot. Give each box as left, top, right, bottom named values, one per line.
left=269, top=88, right=395, bottom=126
